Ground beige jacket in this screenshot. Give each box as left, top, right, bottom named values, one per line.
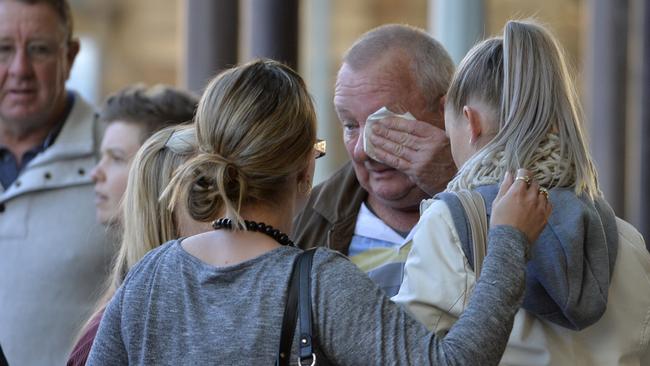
left=394, top=199, right=650, bottom=366
left=0, top=93, right=115, bottom=366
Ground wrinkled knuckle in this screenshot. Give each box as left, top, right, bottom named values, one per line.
left=395, top=145, right=403, bottom=157
left=391, top=155, right=400, bottom=166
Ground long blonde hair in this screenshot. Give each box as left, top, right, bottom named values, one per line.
left=163, top=59, right=316, bottom=228
left=73, top=124, right=199, bottom=345
left=446, top=20, right=600, bottom=198
left=112, top=124, right=198, bottom=286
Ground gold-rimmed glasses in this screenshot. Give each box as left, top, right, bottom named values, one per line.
left=314, top=139, right=326, bottom=159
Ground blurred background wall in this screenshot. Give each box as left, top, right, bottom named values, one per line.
left=67, top=0, right=649, bottom=244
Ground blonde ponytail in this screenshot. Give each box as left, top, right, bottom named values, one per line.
left=447, top=20, right=600, bottom=198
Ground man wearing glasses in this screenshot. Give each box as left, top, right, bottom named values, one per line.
left=0, top=1, right=113, bottom=364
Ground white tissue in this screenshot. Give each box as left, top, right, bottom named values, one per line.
left=363, top=106, right=415, bottom=161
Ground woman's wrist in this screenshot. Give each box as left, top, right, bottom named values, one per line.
left=488, top=225, right=531, bottom=262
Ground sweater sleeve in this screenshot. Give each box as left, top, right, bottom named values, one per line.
left=313, top=225, right=528, bottom=365
left=86, top=286, right=128, bottom=365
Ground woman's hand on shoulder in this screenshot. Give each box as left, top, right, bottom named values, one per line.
left=490, top=168, right=552, bottom=245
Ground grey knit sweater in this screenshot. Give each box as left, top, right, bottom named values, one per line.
left=87, top=226, right=528, bottom=365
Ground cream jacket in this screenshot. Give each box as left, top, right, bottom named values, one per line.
left=393, top=199, right=650, bottom=366
left=0, top=94, right=115, bottom=366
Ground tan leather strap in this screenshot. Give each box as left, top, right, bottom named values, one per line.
left=455, top=190, right=488, bottom=279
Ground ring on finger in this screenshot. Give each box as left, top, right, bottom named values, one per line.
left=515, top=175, right=531, bottom=186
left=539, top=187, right=549, bottom=200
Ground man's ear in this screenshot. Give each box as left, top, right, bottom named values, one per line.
left=462, top=105, right=483, bottom=145
left=65, top=39, right=80, bottom=78
left=431, top=94, right=446, bottom=128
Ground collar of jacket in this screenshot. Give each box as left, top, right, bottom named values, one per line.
left=0, top=92, right=99, bottom=202
left=311, top=162, right=367, bottom=253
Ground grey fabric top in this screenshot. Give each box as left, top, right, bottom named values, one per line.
left=88, top=226, right=528, bottom=365
left=437, top=185, right=618, bottom=330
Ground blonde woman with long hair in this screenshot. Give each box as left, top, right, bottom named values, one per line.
left=68, top=125, right=211, bottom=365
left=87, top=59, right=551, bottom=365
left=112, top=124, right=212, bottom=286
left=394, top=20, right=650, bottom=365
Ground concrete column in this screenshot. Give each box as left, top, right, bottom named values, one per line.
left=583, top=0, right=629, bottom=216
left=182, top=0, right=239, bottom=93
left=428, top=0, right=485, bottom=64
left=244, top=0, right=299, bottom=70
left=300, top=0, right=345, bottom=185
left=640, top=0, right=650, bottom=246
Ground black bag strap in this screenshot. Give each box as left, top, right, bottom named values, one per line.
left=276, top=249, right=317, bottom=366
left=297, top=249, right=316, bottom=364
left=276, top=252, right=302, bottom=366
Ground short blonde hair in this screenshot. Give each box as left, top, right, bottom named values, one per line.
left=165, top=59, right=317, bottom=228
left=446, top=20, right=600, bottom=198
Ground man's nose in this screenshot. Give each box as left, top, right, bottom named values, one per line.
left=8, top=48, right=35, bottom=77
left=352, top=132, right=370, bottom=162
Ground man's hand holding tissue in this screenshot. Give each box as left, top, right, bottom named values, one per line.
left=367, top=115, right=456, bottom=196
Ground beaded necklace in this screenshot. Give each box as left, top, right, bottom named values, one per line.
left=212, top=218, right=295, bottom=247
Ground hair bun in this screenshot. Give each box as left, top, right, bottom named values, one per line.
left=185, top=152, right=248, bottom=222
left=166, top=59, right=317, bottom=228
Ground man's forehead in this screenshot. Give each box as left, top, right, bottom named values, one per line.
left=335, top=68, right=417, bottom=117
left=0, top=2, right=66, bottom=39
left=338, top=56, right=416, bottom=92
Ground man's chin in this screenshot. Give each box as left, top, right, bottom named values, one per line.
left=0, top=111, right=47, bottom=135
left=369, top=186, right=426, bottom=210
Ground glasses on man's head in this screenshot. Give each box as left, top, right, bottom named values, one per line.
left=314, top=139, right=326, bottom=159
left=0, top=40, right=64, bottom=64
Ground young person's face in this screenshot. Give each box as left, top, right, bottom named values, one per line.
left=90, top=121, right=144, bottom=225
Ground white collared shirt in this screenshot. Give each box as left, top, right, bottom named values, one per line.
left=347, top=202, right=417, bottom=297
